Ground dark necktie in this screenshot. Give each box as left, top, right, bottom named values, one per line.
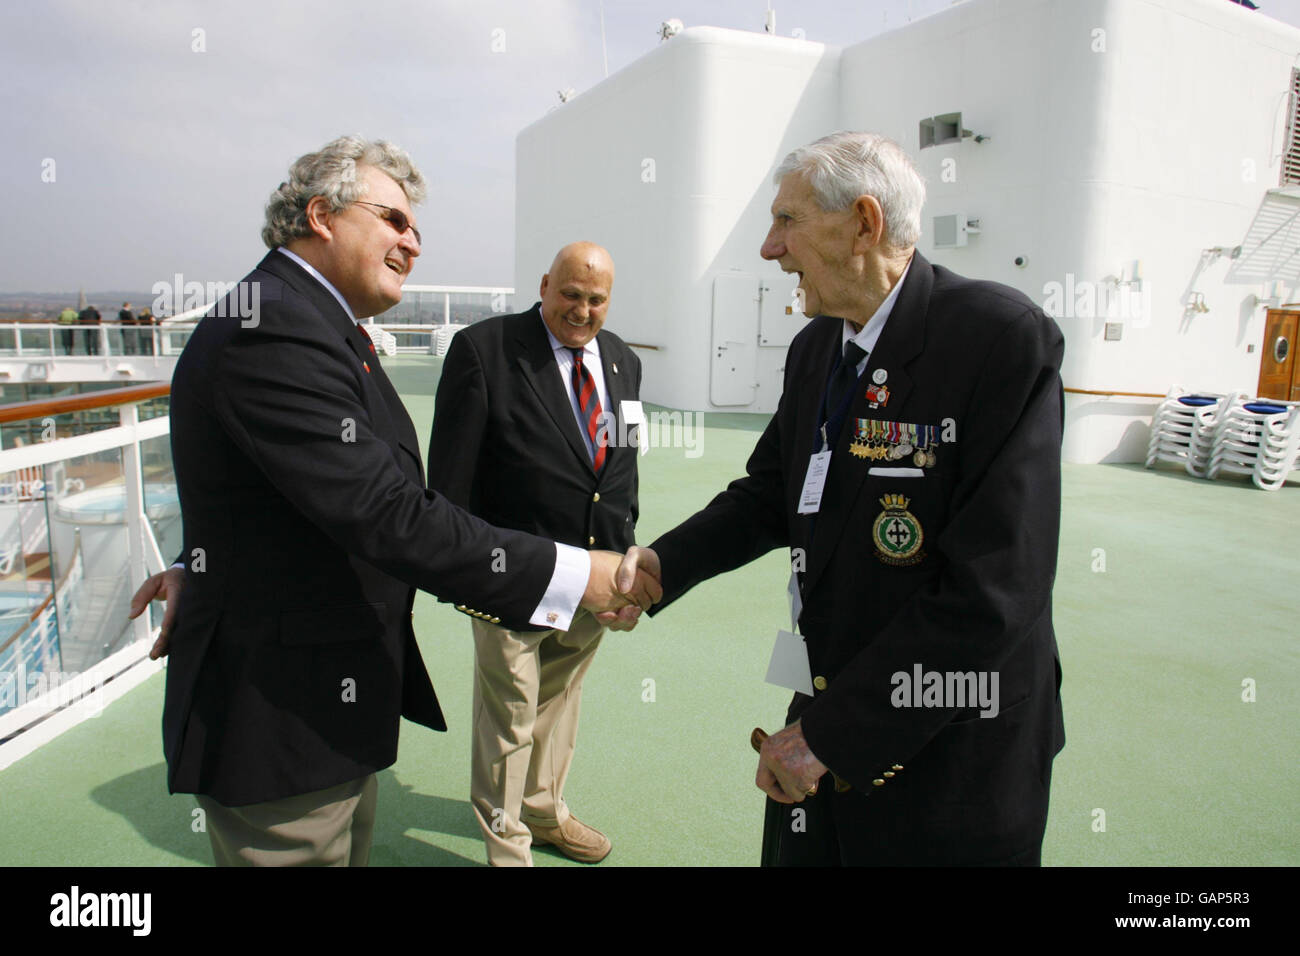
left=826, top=340, right=867, bottom=415
left=570, top=348, right=606, bottom=473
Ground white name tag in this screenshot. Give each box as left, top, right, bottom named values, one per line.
left=868, top=466, right=925, bottom=478
left=766, top=629, right=814, bottom=696
left=620, top=400, right=648, bottom=455
left=797, top=451, right=832, bottom=514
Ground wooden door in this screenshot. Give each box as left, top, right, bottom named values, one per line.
left=1257, top=310, right=1299, bottom=401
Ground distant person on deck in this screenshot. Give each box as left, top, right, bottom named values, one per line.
left=77, top=304, right=101, bottom=355
left=119, top=302, right=137, bottom=355
left=137, top=308, right=156, bottom=355
left=57, top=306, right=77, bottom=355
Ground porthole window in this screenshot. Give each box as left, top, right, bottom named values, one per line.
left=1275, top=335, right=1290, bottom=364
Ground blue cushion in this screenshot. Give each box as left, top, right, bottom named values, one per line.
left=1177, top=396, right=1217, bottom=407
left=1244, top=403, right=1287, bottom=415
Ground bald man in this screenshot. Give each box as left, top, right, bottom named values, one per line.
left=428, top=243, right=642, bottom=865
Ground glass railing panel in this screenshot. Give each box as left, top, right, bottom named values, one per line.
left=19, top=328, right=55, bottom=357
left=0, top=466, right=57, bottom=716
left=140, top=434, right=180, bottom=568
left=42, top=447, right=132, bottom=675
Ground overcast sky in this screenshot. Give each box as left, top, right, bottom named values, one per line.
left=4, top=0, right=1300, bottom=294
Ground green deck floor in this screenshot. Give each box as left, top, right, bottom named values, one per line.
left=1, top=355, right=1296, bottom=866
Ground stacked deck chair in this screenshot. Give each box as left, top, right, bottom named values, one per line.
left=1145, top=388, right=1241, bottom=477
left=1206, top=399, right=1300, bottom=491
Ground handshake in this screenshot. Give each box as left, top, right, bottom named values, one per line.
left=582, top=546, right=661, bottom=632
left=131, top=545, right=666, bottom=659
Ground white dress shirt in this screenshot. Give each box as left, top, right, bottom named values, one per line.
left=543, top=319, right=612, bottom=463
left=840, top=255, right=914, bottom=375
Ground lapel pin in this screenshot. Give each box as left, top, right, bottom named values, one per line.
left=872, top=368, right=888, bottom=385
left=612, top=362, right=619, bottom=374
left=363, top=361, right=371, bottom=374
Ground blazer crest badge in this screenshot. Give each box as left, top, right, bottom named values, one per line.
left=872, top=493, right=925, bottom=566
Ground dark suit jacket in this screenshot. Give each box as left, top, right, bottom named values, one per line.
left=650, top=252, right=1066, bottom=864
left=164, top=251, right=558, bottom=807
left=427, top=305, right=641, bottom=557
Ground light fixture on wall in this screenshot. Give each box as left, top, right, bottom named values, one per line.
left=1101, top=260, right=1143, bottom=291
left=1186, top=292, right=1209, bottom=314
left=1202, top=245, right=1243, bottom=262
left=1246, top=280, right=1286, bottom=310
left=918, top=113, right=989, bottom=148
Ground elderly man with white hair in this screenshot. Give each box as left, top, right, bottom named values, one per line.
left=621, top=131, right=1067, bottom=866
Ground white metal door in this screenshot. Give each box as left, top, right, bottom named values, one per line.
left=710, top=275, right=758, bottom=406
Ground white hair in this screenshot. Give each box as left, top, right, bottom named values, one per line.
left=773, top=131, right=926, bottom=249
left=262, top=135, right=426, bottom=249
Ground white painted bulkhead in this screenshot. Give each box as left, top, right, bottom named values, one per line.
left=515, top=0, right=1300, bottom=463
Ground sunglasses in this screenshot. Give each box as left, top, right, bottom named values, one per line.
left=353, top=201, right=422, bottom=247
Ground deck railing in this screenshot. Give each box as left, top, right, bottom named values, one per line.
left=0, top=384, right=173, bottom=770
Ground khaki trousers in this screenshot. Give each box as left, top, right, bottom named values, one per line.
left=470, top=609, right=605, bottom=866
left=196, top=773, right=377, bottom=867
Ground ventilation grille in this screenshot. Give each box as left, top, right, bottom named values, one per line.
left=1283, top=69, right=1300, bottom=186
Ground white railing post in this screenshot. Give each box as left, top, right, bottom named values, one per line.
left=443, top=293, right=450, bottom=326
left=118, top=403, right=152, bottom=647
left=15, top=326, right=22, bottom=358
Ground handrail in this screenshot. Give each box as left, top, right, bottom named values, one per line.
left=0, top=383, right=170, bottom=424
left=0, top=530, right=81, bottom=655
left=1064, top=387, right=1165, bottom=399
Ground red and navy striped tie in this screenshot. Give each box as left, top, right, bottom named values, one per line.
left=570, top=348, right=606, bottom=473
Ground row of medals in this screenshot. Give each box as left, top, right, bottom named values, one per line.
left=849, top=420, right=939, bottom=468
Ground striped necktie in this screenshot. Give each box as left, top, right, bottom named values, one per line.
left=570, top=348, right=606, bottom=473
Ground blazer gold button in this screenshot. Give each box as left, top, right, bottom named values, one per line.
left=490, top=617, right=500, bottom=624
left=592, top=492, right=600, bottom=502
left=813, top=676, right=828, bottom=691
left=588, top=536, right=595, bottom=545
left=883, top=771, right=895, bottom=778
left=892, top=764, right=904, bottom=771
left=872, top=778, right=885, bottom=787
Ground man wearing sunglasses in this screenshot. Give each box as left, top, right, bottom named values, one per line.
left=132, top=135, right=660, bottom=866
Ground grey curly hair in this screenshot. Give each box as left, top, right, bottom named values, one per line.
left=774, top=131, right=926, bottom=250
left=261, top=135, right=427, bottom=249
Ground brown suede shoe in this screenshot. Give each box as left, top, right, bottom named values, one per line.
left=526, top=815, right=612, bottom=863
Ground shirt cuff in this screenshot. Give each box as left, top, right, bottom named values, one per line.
left=529, top=543, right=589, bottom=629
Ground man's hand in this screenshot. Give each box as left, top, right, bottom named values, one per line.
left=614, top=545, right=660, bottom=597
left=756, top=720, right=828, bottom=804
left=582, top=549, right=662, bottom=619
left=128, top=567, right=184, bottom=660
left=592, top=546, right=663, bottom=631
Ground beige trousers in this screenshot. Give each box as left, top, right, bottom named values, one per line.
left=196, top=773, right=377, bottom=867
left=470, top=609, right=605, bottom=866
